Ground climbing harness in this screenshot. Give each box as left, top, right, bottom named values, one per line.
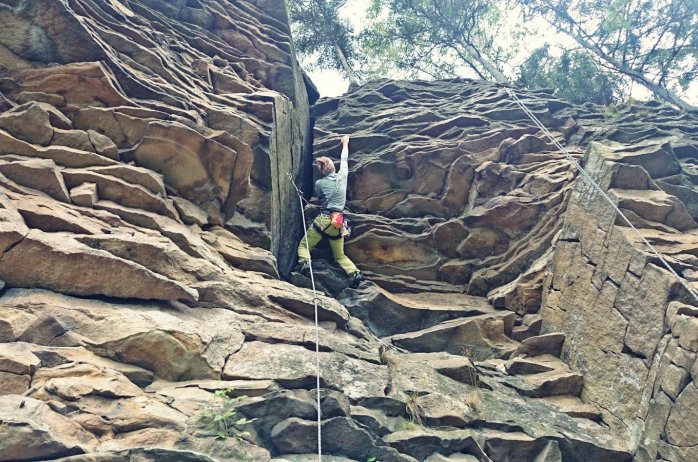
left=313, top=220, right=343, bottom=240
left=505, top=88, right=698, bottom=303
left=287, top=172, right=324, bottom=462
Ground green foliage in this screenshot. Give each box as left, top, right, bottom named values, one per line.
left=366, top=457, right=378, bottom=462
left=288, top=0, right=358, bottom=82
left=517, top=46, right=623, bottom=105
left=519, top=0, right=697, bottom=107
left=287, top=0, right=695, bottom=107
left=198, top=389, right=256, bottom=441
left=359, top=0, right=514, bottom=82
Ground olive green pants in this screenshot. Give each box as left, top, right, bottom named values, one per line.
left=297, top=214, right=359, bottom=276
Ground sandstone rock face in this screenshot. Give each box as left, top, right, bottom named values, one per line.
left=0, top=1, right=695, bottom=461
left=538, top=122, right=698, bottom=459
left=0, top=0, right=310, bottom=275
left=306, top=80, right=696, bottom=460
left=312, top=80, right=580, bottom=309
left=0, top=395, right=98, bottom=461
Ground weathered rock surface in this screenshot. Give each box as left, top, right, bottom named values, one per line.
left=313, top=80, right=580, bottom=304
left=537, top=106, right=698, bottom=460
left=223, top=341, right=387, bottom=399
left=0, top=157, right=71, bottom=202
left=0, top=230, right=199, bottom=302
left=0, top=0, right=311, bottom=275
left=0, top=395, right=98, bottom=461
left=0, top=1, right=695, bottom=460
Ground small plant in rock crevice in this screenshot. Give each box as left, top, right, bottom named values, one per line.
left=379, top=342, right=399, bottom=368
left=394, top=420, right=421, bottom=432
left=379, top=342, right=399, bottom=396
left=460, top=346, right=482, bottom=387
left=404, top=392, right=426, bottom=427
left=602, top=103, right=623, bottom=121
left=198, top=388, right=256, bottom=440
left=460, top=346, right=483, bottom=413
left=463, top=388, right=482, bottom=413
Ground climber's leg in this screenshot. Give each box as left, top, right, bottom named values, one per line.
left=297, top=217, right=324, bottom=264
left=328, top=233, right=359, bottom=276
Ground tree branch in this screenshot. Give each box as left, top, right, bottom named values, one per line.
left=535, top=0, right=696, bottom=110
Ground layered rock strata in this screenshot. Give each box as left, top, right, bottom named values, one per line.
left=309, top=80, right=698, bottom=461
left=312, top=79, right=581, bottom=312
left=0, top=1, right=696, bottom=461
left=0, top=0, right=312, bottom=274
left=540, top=123, right=698, bottom=461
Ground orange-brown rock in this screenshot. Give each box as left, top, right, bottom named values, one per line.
left=0, top=102, right=54, bottom=145
left=0, top=231, right=199, bottom=302
left=0, top=0, right=695, bottom=460
left=0, top=158, right=71, bottom=203
left=0, top=395, right=98, bottom=461
left=69, top=182, right=97, bottom=207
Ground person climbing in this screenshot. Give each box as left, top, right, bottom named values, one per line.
left=296, top=134, right=364, bottom=288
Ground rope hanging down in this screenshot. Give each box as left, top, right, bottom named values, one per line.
left=287, top=172, right=323, bottom=462
left=504, top=88, right=698, bottom=303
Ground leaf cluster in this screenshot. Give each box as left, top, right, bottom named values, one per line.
left=198, top=389, right=256, bottom=440
left=288, top=0, right=355, bottom=72
left=517, top=45, right=624, bottom=104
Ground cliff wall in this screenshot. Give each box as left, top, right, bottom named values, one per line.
left=309, top=80, right=698, bottom=462
left=0, top=0, right=312, bottom=274
left=0, top=1, right=696, bottom=461
left=540, top=113, right=698, bottom=461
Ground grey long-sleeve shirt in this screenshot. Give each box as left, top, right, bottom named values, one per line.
left=314, top=144, right=349, bottom=212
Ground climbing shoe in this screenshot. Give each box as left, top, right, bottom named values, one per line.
left=296, top=262, right=310, bottom=276
left=350, top=271, right=365, bottom=288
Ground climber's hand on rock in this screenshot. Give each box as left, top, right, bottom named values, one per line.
left=341, top=135, right=350, bottom=146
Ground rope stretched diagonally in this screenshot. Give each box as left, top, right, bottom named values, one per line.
left=504, top=88, right=698, bottom=304
left=287, top=172, right=323, bottom=462
left=283, top=88, right=696, bottom=462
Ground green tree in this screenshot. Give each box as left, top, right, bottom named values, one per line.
left=520, top=0, right=698, bottom=110
left=360, top=0, right=515, bottom=82
left=288, top=0, right=359, bottom=86
left=517, top=46, right=623, bottom=105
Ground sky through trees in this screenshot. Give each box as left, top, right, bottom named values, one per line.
left=288, top=0, right=698, bottom=108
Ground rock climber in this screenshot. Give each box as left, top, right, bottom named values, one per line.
left=296, top=135, right=364, bottom=288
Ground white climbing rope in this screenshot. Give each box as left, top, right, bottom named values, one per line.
left=504, top=87, right=698, bottom=303
left=287, top=172, right=323, bottom=462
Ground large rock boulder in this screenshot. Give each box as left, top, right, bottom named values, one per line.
left=0, top=395, right=98, bottom=461
left=0, top=230, right=199, bottom=302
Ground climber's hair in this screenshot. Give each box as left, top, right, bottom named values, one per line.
left=316, top=157, right=336, bottom=176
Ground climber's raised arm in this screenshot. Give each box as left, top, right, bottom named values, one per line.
left=338, top=134, right=349, bottom=179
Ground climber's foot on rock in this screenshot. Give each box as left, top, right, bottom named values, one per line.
left=295, top=262, right=310, bottom=276
left=350, top=271, right=365, bottom=288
